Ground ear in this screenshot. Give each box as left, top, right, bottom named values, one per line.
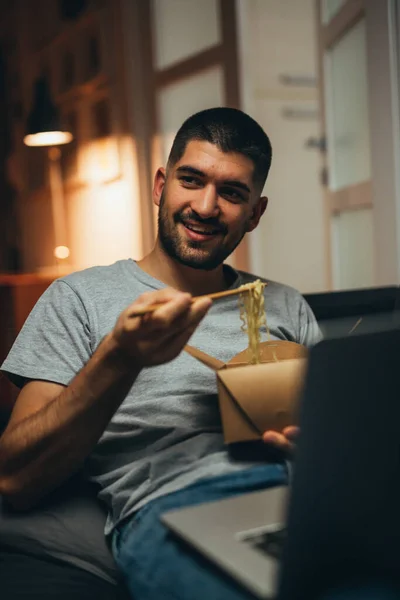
left=246, top=196, right=268, bottom=232
left=153, top=167, right=166, bottom=207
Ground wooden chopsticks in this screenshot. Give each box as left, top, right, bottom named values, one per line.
left=129, top=282, right=260, bottom=317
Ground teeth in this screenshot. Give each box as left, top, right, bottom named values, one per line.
left=186, top=224, right=218, bottom=235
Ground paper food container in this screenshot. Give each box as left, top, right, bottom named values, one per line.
left=185, top=341, right=308, bottom=444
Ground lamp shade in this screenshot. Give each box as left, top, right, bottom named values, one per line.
left=24, top=76, right=73, bottom=147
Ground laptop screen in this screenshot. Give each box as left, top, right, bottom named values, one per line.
left=303, top=286, right=400, bottom=340
left=278, top=328, right=400, bottom=599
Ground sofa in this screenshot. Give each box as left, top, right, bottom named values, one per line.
left=0, top=449, right=129, bottom=599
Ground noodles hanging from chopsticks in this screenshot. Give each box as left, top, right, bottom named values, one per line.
left=238, top=279, right=267, bottom=364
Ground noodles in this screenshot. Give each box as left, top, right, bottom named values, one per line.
left=238, top=279, right=267, bottom=364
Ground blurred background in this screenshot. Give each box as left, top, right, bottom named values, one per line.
left=1, top=0, right=400, bottom=414
left=0, top=0, right=399, bottom=314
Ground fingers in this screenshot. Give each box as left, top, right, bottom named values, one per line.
left=161, top=298, right=212, bottom=344
left=145, top=293, right=192, bottom=329
left=145, top=298, right=211, bottom=359
left=152, top=295, right=211, bottom=331
left=167, top=297, right=212, bottom=332
left=262, top=430, right=295, bottom=455
left=123, top=290, right=190, bottom=335
left=127, top=290, right=211, bottom=336
left=131, top=287, right=184, bottom=307
left=113, top=289, right=212, bottom=367
left=262, top=430, right=290, bottom=448
left=126, top=289, right=191, bottom=323
left=282, top=426, right=299, bottom=441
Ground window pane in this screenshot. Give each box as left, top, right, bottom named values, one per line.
left=321, top=0, right=346, bottom=25
left=153, top=0, right=220, bottom=70
left=158, top=66, right=224, bottom=164
left=331, top=207, right=374, bottom=289
left=325, top=18, right=371, bottom=191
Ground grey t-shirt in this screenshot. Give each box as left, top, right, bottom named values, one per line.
left=1, top=259, right=321, bottom=535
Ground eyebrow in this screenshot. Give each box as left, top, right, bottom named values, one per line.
left=176, top=165, right=251, bottom=194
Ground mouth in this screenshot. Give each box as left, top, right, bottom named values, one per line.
left=181, top=222, right=223, bottom=242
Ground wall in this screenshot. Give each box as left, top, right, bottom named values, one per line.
left=236, top=0, right=328, bottom=293
left=365, top=0, right=400, bottom=285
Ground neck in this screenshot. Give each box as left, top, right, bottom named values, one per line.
left=137, top=239, right=233, bottom=296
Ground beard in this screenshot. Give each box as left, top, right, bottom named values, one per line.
left=157, top=190, right=248, bottom=270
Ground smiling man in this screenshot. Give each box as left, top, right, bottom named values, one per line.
left=0, top=108, right=320, bottom=600
left=156, top=140, right=265, bottom=271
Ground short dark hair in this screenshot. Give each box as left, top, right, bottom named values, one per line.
left=167, top=107, right=272, bottom=191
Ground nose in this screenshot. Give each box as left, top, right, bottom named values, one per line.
left=191, top=185, right=220, bottom=219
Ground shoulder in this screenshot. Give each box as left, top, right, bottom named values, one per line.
left=61, top=259, right=131, bottom=289
left=55, top=260, right=135, bottom=305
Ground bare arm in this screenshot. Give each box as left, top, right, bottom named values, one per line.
left=0, top=288, right=211, bottom=510
left=0, top=334, right=139, bottom=509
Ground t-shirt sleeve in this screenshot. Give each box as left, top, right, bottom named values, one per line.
left=1, top=279, right=92, bottom=388
left=298, top=295, right=323, bottom=347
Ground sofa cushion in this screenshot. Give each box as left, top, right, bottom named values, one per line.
left=0, top=549, right=124, bottom=600
left=0, top=473, right=119, bottom=585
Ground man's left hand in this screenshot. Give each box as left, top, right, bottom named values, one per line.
left=262, top=426, right=299, bottom=456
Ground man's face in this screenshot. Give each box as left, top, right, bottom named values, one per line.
left=155, top=140, right=266, bottom=270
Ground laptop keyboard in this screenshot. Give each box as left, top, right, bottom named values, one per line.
left=243, top=527, right=287, bottom=560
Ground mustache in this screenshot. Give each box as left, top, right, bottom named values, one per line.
left=175, top=211, right=227, bottom=234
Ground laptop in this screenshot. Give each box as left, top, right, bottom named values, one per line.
left=161, top=329, right=400, bottom=599
left=303, top=286, right=400, bottom=339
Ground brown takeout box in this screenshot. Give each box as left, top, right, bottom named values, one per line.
left=185, top=341, right=308, bottom=444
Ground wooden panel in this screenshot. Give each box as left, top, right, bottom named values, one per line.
left=329, top=180, right=372, bottom=214
left=155, top=46, right=222, bottom=88
left=219, top=0, right=248, bottom=271
left=316, top=0, right=334, bottom=289
left=60, top=109, right=79, bottom=181
left=117, top=0, right=157, bottom=254
left=323, top=0, right=364, bottom=49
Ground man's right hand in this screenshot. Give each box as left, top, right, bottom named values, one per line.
left=111, top=288, right=212, bottom=368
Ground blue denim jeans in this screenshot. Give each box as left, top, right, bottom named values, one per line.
left=112, top=464, right=287, bottom=600
left=112, top=464, right=400, bottom=600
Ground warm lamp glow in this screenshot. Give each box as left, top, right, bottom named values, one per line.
left=80, top=137, right=120, bottom=184
left=54, top=245, right=70, bottom=259
left=24, top=131, right=73, bottom=147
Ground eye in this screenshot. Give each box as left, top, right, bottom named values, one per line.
left=180, top=175, right=202, bottom=187
left=220, top=187, right=246, bottom=203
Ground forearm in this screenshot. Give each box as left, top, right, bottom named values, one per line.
left=0, top=334, right=140, bottom=509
